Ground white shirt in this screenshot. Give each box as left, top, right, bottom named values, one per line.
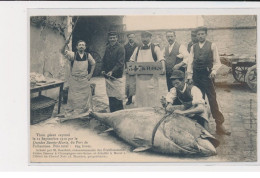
left=162, top=41, right=190, bottom=64
left=187, top=41, right=222, bottom=79
left=130, top=43, right=164, bottom=62
left=64, top=50, right=96, bottom=65
left=166, top=84, right=205, bottom=106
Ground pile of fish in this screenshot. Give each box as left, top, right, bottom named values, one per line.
left=90, top=107, right=219, bottom=157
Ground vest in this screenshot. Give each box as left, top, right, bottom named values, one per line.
left=176, top=84, right=193, bottom=108
left=135, top=43, right=158, bottom=62
left=71, top=52, right=90, bottom=72
left=125, top=42, right=138, bottom=62
left=164, top=42, right=181, bottom=74
left=193, top=40, right=213, bottom=70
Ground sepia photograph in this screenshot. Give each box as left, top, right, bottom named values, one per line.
left=29, top=13, right=257, bottom=163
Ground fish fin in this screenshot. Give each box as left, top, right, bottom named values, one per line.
left=103, top=128, right=114, bottom=133
left=132, top=137, right=147, bottom=145
left=200, top=133, right=220, bottom=148
left=133, top=146, right=151, bottom=152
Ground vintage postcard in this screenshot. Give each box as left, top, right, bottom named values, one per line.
left=29, top=9, right=257, bottom=163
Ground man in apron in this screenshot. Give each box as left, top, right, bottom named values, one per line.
left=130, top=31, right=165, bottom=108
left=62, top=40, right=96, bottom=114
left=161, top=70, right=209, bottom=129
left=102, top=31, right=125, bottom=112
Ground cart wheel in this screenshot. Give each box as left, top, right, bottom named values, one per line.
left=232, top=65, right=249, bottom=83
left=245, top=65, right=257, bottom=93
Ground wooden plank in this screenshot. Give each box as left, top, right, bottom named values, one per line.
left=126, top=62, right=164, bottom=75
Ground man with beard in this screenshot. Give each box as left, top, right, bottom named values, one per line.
left=187, top=26, right=231, bottom=135
left=124, top=33, right=138, bottom=105
left=62, top=40, right=96, bottom=114
left=101, top=31, right=125, bottom=112
left=163, top=30, right=190, bottom=91
left=187, top=30, right=199, bottom=53
left=130, top=31, right=165, bottom=108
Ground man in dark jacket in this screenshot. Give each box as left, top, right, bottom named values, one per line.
left=187, top=26, right=231, bottom=135
left=187, top=30, right=199, bottom=53
left=102, top=31, right=125, bottom=112
left=124, top=33, right=138, bottom=105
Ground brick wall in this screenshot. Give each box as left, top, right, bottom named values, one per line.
left=125, top=27, right=256, bottom=57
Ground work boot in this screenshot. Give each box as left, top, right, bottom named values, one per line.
left=126, top=96, right=132, bottom=105
left=216, top=124, right=231, bottom=136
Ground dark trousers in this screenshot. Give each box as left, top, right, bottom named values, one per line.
left=108, top=97, right=123, bottom=112
left=193, top=69, right=224, bottom=125
left=166, top=72, right=173, bottom=91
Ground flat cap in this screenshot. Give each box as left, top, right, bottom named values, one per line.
left=170, top=70, right=185, bottom=80
left=108, top=31, right=118, bottom=36
left=195, top=26, right=208, bottom=33
left=141, top=31, right=152, bottom=37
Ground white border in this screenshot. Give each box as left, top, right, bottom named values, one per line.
left=1, top=1, right=260, bottom=172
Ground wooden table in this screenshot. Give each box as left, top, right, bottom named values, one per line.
left=30, top=79, right=64, bottom=114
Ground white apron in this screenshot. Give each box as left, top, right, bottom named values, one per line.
left=135, top=48, right=162, bottom=107
left=105, top=78, right=124, bottom=100
left=67, top=59, right=92, bottom=111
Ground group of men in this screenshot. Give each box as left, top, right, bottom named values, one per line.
left=62, top=26, right=231, bottom=136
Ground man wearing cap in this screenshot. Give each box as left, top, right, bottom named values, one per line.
left=124, top=33, right=138, bottom=105
left=163, top=30, right=190, bottom=91
left=130, top=31, right=165, bottom=107
left=101, top=31, right=125, bottom=112
left=161, top=70, right=209, bottom=129
left=187, top=30, right=199, bottom=53
left=187, top=26, right=231, bottom=135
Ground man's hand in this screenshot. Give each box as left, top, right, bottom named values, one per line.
left=186, top=78, right=193, bottom=85
left=177, top=54, right=184, bottom=59
left=209, top=70, right=216, bottom=79
left=173, top=64, right=181, bottom=70
left=174, top=109, right=184, bottom=115
left=101, top=71, right=106, bottom=75
left=65, top=39, right=70, bottom=45
left=107, top=71, right=113, bottom=76
left=160, top=96, right=167, bottom=108
left=86, top=74, right=93, bottom=81
left=161, top=68, right=166, bottom=75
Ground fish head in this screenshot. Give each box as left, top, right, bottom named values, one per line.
left=196, top=138, right=217, bottom=156
left=153, top=115, right=218, bottom=157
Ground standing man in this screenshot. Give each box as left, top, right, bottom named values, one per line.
left=187, top=30, right=199, bottom=53
left=130, top=31, right=165, bottom=107
left=102, top=31, right=125, bottom=112
left=163, top=30, right=190, bottom=91
left=124, top=33, right=138, bottom=105
left=62, top=39, right=96, bottom=114
left=187, top=26, right=231, bottom=135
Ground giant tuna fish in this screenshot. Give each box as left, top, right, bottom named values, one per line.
left=90, top=107, right=220, bottom=157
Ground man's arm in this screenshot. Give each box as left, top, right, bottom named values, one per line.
left=174, top=86, right=205, bottom=115
left=87, top=54, right=96, bottom=80
left=173, top=44, right=189, bottom=70
left=186, top=46, right=194, bottom=80
left=129, top=47, right=138, bottom=62
left=154, top=46, right=165, bottom=73
left=61, top=39, right=70, bottom=55
left=210, top=43, right=222, bottom=78
left=110, top=46, right=125, bottom=75
left=175, top=103, right=204, bottom=115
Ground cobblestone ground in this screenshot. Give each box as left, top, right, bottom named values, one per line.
left=48, top=65, right=257, bottom=162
